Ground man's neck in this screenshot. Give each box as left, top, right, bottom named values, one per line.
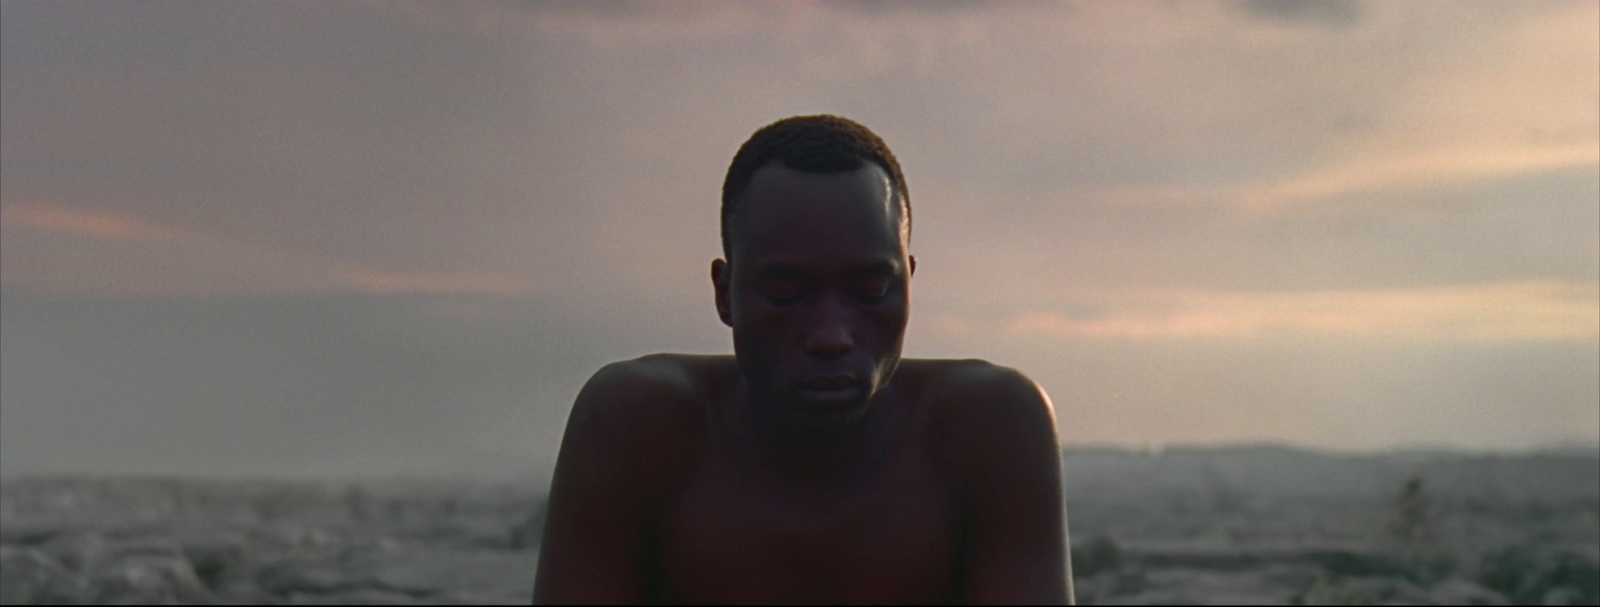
left=729, top=378, right=901, bottom=492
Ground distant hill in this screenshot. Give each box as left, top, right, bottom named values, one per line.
left=1060, top=443, right=1600, bottom=502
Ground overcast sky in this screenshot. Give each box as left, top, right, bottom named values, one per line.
left=2, top=0, right=1596, bottom=479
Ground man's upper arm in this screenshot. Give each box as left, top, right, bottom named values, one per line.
left=952, top=363, right=1073, bottom=605
left=532, top=359, right=694, bottom=604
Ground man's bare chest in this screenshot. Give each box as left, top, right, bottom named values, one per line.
left=653, top=449, right=961, bottom=603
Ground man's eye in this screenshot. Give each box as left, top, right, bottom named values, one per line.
left=761, top=281, right=805, bottom=305
left=855, top=279, right=892, bottom=302
left=767, top=294, right=804, bottom=306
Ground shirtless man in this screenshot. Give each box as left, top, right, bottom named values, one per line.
left=532, top=115, right=1073, bottom=604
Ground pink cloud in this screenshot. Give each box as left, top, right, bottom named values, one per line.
left=2, top=204, right=183, bottom=242
left=997, top=281, right=1600, bottom=342
left=1, top=202, right=534, bottom=297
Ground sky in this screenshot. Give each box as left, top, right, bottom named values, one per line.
left=2, top=0, right=1596, bottom=480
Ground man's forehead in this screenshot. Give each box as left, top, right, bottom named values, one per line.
left=731, top=163, right=902, bottom=256
left=739, top=161, right=895, bottom=208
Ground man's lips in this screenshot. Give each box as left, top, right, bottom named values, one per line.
left=795, top=376, right=865, bottom=406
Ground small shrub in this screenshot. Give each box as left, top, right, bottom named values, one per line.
left=1388, top=477, right=1438, bottom=545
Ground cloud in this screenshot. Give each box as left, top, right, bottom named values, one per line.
left=339, top=270, right=533, bottom=295
left=949, top=0, right=1600, bottom=212
left=1075, top=139, right=1600, bottom=211
left=1, top=204, right=182, bottom=242
left=997, top=281, right=1599, bottom=341
left=3, top=0, right=1596, bottom=472
left=378, top=1, right=774, bottom=42
left=3, top=0, right=1591, bottom=318
left=0, top=203, right=534, bottom=297
left=1233, top=0, right=1362, bottom=28
left=1236, top=142, right=1600, bottom=211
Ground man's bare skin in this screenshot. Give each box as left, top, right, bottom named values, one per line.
left=533, top=116, right=1072, bottom=604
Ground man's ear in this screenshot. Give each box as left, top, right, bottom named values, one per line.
left=711, top=258, right=733, bottom=327
left=909, top=254, right=916, bottom=278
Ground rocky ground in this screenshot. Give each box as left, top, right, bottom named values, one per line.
left=0, top=480, right=543, bottom=604
left=2, top=446, right=1596, bottom=605
left=1063, top=447, right=1599, bottom=605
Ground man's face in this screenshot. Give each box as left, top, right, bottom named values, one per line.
left=713, top=162, right=914, bottom=430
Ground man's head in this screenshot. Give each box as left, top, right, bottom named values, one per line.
left=713, top=115, right=916, bottom=430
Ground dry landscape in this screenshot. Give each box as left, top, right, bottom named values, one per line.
left=2, top=446, right=1596, bottom=605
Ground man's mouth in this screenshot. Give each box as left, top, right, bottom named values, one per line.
left=795, top=376, right=865, bottom=405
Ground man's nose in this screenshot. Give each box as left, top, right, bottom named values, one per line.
left=803, top=299, right=855, bottom=358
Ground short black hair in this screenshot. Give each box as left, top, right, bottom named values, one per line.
left=721, top=115, right=910, bottom=259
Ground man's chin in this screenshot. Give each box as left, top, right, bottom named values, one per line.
left=777, top=398, right=871, bottom=430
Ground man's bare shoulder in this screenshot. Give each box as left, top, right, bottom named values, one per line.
left=901, top=359, right=1069, bottom=603
left=536, top=355, right=726, bottom=602
left=899, top=358, right=1059, bottom=474
left=901, top=358, right=1053, bottom=417
left=585, top=353, right=718, bottom=398
left=570, top=353, right=724, bottom=434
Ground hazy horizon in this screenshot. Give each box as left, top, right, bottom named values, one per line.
left=3, top=0, right=1596, bottom=479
